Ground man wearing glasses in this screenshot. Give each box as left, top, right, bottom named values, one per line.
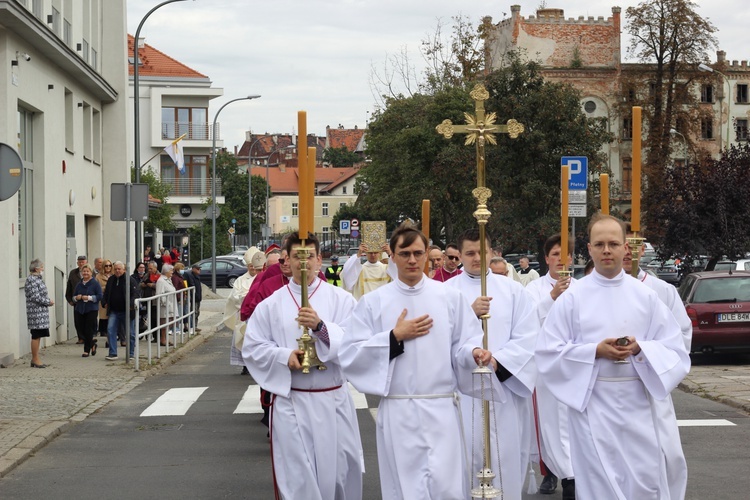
left=432, top=243, right=463, bottom=282
left=341, top=223, right=484, bottom=499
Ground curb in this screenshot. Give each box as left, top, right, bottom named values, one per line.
left=678, top=380, right=750, bottom=415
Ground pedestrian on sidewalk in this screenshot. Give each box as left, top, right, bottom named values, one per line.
left=156, top=264, right=177, bottom=347
left=25, top=258, right=54, bottom=368
left=95, top=260, right=112, bottom=339
left=102, top=261, right=140, bottom=360
left=72, top=264, right=102, bottom=357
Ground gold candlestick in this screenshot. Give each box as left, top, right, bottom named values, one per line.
left=626, top=235, right=645, bottom=278
left=295, top=244, right=325, bottom=374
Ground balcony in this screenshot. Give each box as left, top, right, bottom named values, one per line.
left=162, top=122, right=218, bottom=141
left=162, top=177, right=221, bottom=198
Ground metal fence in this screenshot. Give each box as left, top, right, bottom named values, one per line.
left=133, top=286, right=197, bottom=371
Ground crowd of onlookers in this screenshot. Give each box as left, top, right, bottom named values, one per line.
left=23, top=245, right=202, bottom=367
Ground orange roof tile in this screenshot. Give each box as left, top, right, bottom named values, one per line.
left=127, top=34, right=208, bottom=79
left=247, top=166, right=359, bottom=195
left=326, top=127, right=365, bottom=152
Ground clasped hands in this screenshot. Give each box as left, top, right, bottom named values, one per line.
left=288, top=306, right=322, bottom=370
left=595, top=336, right=642, bottom=361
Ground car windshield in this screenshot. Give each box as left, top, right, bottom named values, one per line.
left=691, top=277, right=750, bottom=303
left=713, top=262, right=736, bottom=271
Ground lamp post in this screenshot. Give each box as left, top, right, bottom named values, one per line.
left=669, top=128, right=688, bottom=163
left=211, top=96, right=261, bottom=292
left=698, top=63, right=731, bottom=150
left=133, top=0, right=189, bottom=264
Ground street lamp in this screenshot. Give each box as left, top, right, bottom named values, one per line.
left=670, top=128, right=688, bottom=163
left=133, top=0, right=189, bottom=264
left=211, top=95, right=261, bottom=292
left=698, top=63, right=731, bottom=150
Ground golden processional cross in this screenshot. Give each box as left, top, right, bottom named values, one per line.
left=436, top=83, right=524, bottom=499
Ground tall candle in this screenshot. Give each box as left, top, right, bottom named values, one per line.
left=298, top=112, right=308, bottom=238
left=561, top=165, right=569, bottom=271
left=632, top=106, right=641, bottom=232
left=307, top=147, right=316, bottom=237
left=422, top=200, right=430, bottom=274
left=600, top=173, right=610, bottom=215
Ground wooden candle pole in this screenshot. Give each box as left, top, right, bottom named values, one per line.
left=307, top=147, right=316, bottom=236
left=561, top=165, right=569, bottom=272
left=631, top=106, right=642, bottom=233
left=298, top=111, right=309, bottom=238
left=600, top=173, right=610, bottom=215
left=422, top=200, right=430, bottom=275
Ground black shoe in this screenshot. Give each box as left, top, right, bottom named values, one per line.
left=240, top=366, right=249, bottom=375
left=539, top=473, right=558, bottom=494
left=561, top=478, right=575, bottom=500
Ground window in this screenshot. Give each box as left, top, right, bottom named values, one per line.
left=339, top=202, right=347, bottom=209
left=162, top=107, right=208, bottom=140
left=701, top=84, right=714, bottom=103
left=737, top=84, right=749, bottom=104
left=65, top=89, right=74, bottom=152
left=701, top=118, right=714, bottom=139
left=342, top=186, right=347, bottom=195
left=18, top=107, right=34, bottom=278
left=621, top=159, right=632, bottom=194
left=66, top=214, right=75, bottom=238
left=737, top=119, right=749, bottom=141
left=51, top=7, right=61, bottom=35
left=93, top=109, right=101, bottom=164
left=63, top=19, right=71, bottom=46
left=91, top=48, right=97, bottom=70
left=322, top=227, right=329, bottom=234
left=292, top=203, right=298, bottom=216
left=82, top=39, right=89, bottom=63
left=584, top=100, right=597, bottom=113
left=322, top=202, right=329, bottom=216
left=83, top=103, right=92, bottom=160
left=32, top=0, right=41, bottom=18
left=622, top=118, right=633, bottom=140
left=161, top=155, right=208, bottom=195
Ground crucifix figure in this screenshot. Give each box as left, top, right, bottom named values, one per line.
left=436, top=83, right=524, bottom=499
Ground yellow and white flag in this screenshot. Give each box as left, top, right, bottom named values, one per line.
left=164, top=134, right=186, bottom=174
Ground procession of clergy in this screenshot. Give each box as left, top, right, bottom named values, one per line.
left=222, top=213, right=690, bottom=500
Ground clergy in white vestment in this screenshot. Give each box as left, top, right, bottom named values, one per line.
left=525, top=234, right=576, bottom=497
left=225, top=248, right=264, bottom=370
left=448, top=229, right=538, bottom=500
left=243, top=233, right=363, bottom=500
left=339, top=223, right=484, bottom=500
left=536, top=215, right=691, bottom=500
left=623, top=228, right=691, bottom=500
left=341, top=243, right=392, bottom=299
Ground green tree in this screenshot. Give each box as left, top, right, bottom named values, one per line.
left=131, top=167, right=176, bottom=234
left=623, top=0, right=717, bottom=241
left=322, top=146, right=362, bottom=167
left=213, top=151, right=269, bottom=236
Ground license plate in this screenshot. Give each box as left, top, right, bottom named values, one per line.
left=717, top=312, right=750, bottom=323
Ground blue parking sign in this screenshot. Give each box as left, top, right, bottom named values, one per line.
left=561, top=156, right=588, bottom=190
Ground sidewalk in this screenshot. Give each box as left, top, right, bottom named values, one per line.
left=0, top=295, right=227, bottom=478
left=680, top=361, right=750, bottom=414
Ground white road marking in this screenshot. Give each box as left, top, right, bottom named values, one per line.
left=677, top=419, right=736, bottom=427
left=140, top=387, right=208, bottom=417
left=232, top=383, right=369, bottom=414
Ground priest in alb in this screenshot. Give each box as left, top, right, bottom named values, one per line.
left=536, top=215, right=690, bottom=499
left=341, top=242, right=392, bottom=299
left=448, top=229, right=538, bottom=500
left=243, top=232, right=363, bottom=500
left=339, top=223, right=483, bottom=499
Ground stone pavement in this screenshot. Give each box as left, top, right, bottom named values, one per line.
left=2, top=289, right=750, bottom=478
left=0, top=293, right=227, bottom=478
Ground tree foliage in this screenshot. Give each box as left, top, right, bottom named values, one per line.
left=322, top=146, right=362, bottom=167
left=651, top=144, right=750, bottom=267
left=623, top=0, right=717, bottom=239
left=213, top=150, right=269, bottom=236
left=131, top=167, right=176, bottom=234
left=362, top=51, right=613, bottom=252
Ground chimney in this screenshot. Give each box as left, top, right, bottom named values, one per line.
left=717, top=50, right=726, bottom=63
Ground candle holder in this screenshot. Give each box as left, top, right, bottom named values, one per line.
left=557, top=269, right=573, bottom=280
left=295, top=245, right=325, bottom=374
left=626, top=235, right=645, bottom=278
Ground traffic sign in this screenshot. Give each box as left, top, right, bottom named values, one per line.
left=231, top=218, right=237, bottom=224
left=340, top=220, right=351, bottom=235
left=350, top=218, right=360, bottom=229
left=569, top=204, right=587, bottom=217
left=569, top=190, right=587, bottom=204
left=561, top=156, right=588, bottom=190
left=228, top=227, right=235, bottom=235
left=351, top=229, right=360, bottom=238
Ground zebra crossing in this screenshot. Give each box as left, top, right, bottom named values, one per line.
left=140, top=383, right=370, bottom=417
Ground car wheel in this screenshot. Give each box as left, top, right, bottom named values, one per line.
left=227, top=276, right=237, bottom=288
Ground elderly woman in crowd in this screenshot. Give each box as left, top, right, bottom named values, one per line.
left=72, top=263, right=102, bottom=357
left=155, top=263, right=177, bottom=346
left=96, top=259, right=113, bottom=341
left=25, top=259, right=55, bottom=368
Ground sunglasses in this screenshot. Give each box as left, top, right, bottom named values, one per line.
left=104, top=264, right=112, bottom=267
left=446, top=255, right=460, bottom=261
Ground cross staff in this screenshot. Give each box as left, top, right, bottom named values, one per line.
left=436, top=83, right=523, bottom=499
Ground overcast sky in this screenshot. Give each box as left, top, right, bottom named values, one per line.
left=127, top=0, right=747, bottom=150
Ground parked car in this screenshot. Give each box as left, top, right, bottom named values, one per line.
left=647, top=256, right=707, bottom=287
left=191, top=257, right=246, bottom=288
left=679, top=270, right=750, bottom=354
left=713, top=259, right=750, bottom=272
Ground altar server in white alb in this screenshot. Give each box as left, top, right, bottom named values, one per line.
left=624, top=223, right=691, bottom=500
left=340, top=223, right=483, bottom=499
left=243, top=232, right=363, bottom=500
left=448, top=228, right=538, bottom=500
left=525, top=234, right=576, bottom=498
left=536, top=214, right=690, bottom=500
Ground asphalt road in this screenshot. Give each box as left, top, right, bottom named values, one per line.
left=1, top=328, right=749, bottom=499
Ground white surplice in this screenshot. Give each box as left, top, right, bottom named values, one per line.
left=225, top=271, right=256, bottom=366
left=341, top=257, right=391, bottom=300
left=243, top=278, right=363, bottom=500
left=340, top=276, right=483, bottom=500
left=536, top=269, right=691, bottom=500
left=525, top=272, right=575, bottom=479
left=637, top=268, right=692, bottom=500
left=448, top=270, right=538, bottom=499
